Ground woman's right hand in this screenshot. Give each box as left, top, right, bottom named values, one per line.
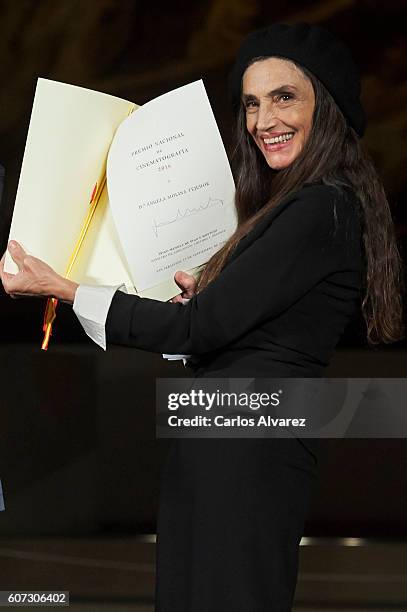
left=0, top=240, right=78, bottom=303
left=170, top=271, right=197, bottom=303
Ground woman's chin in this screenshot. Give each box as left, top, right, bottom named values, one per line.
left=263, top=152, right=297, bottom=170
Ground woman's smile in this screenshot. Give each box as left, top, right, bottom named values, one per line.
left=261, top=131, right=295, bottom=152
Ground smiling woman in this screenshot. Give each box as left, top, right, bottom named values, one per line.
left=1, top=21, right=405, bottom=612
left=242, top=57, right=315, bottom=170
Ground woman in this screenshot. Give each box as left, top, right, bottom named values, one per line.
left=1, top=22, right=404, bottom=612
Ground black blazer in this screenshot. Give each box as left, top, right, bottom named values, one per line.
left=105, top=183, right=363, bottom=379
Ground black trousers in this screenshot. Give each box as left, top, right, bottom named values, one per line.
left=155, top=437, right=318, bottom=611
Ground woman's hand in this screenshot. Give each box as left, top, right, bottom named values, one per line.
left=0, top=241, right=78, bottom=304
left=170, top=270, right=197, bottom=304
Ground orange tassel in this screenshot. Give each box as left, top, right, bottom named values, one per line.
left=40, top=179, right=100, bottom=349
left=41, top=297, right=58, bottom=351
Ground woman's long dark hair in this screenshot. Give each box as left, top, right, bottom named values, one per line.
left=196, top=59, right=405, bottom=346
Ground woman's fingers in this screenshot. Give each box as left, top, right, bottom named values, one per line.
left=1, top=242, right=29, bottom=296
left=0, top=251, right=6, bottom=277
left=171, top=271, right=197, bottom=304
left=174, top=270, right=197, bottom=298
left=171, top=294, right=187, bottom=304
left=0, top=250, right=16, bottom=293
left=1, top=241, right=26, bottom=287
left=0, top=241, right=61, bottom=298
left=7, top=241, right=26, bottom=271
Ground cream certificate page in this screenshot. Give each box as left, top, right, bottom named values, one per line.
left=4, top=78, right=136, bottom=290
left=107, top=80, right=237, bottom=299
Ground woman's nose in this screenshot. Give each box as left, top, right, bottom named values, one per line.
left=256, top=103, right=278, bottom=132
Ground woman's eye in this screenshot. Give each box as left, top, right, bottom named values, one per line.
left=278, top=93, right=293, bottom=102
left=244, top=100, right=258, bottom=109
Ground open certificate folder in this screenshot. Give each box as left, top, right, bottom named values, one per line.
left=5, top=78, right=237, bottom=348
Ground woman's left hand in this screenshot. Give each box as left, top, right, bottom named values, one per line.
left=0, top=241, right=78, bottom=303
left=170, top=270, right=197, bottom=304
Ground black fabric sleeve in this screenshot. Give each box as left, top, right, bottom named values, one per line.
left=105, top=185, right=355, bottom=354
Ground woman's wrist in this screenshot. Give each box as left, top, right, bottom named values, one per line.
left=53, top=277, right=79, bottom=304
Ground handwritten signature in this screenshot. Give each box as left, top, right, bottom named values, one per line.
left=152, top=197, right=223, bottom=238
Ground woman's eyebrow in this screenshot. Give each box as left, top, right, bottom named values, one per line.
left=242, top=93, right=257, bottom=102
left=267, top=85, right=298, bottom=96
left=242, top=85, right=298, bottom=100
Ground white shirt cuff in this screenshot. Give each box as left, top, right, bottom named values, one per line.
left=162, top=298, right=191, bottom=365
left=73, top=284, right=128, bottom=350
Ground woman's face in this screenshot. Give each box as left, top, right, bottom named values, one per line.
left=242, top=57, right=315, bottom=170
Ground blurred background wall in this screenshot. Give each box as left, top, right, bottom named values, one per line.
left=0, top=0, right=406, bottom=538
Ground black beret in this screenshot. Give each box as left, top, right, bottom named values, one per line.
left=230, top=22, right=366, bottom=137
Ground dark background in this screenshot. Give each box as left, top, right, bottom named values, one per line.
left=0, top=0, right=406, bottom=537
